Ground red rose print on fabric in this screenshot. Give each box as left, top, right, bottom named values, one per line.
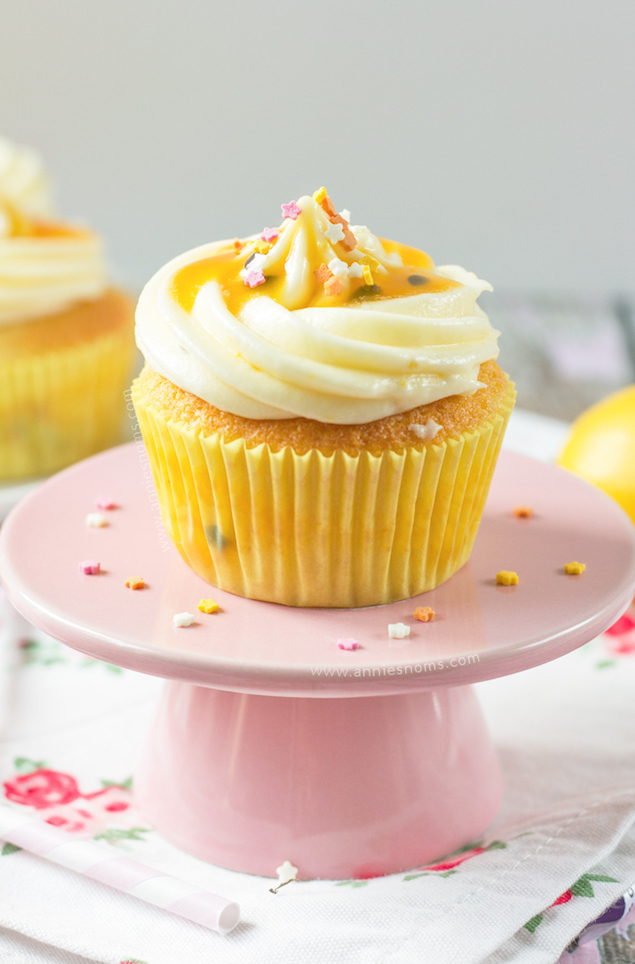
left=401, top=840, right=508, bottom=881
left=3, top=761, right=149, bottom=845
left=4, top=770, right=80, bottom=809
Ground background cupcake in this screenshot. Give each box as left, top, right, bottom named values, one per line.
left=133, top=190, right=514, bottom=608
left=0, top=137, right=135, bottom=481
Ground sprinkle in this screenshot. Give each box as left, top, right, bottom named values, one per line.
left=348, top=262, right=364, bottom=278
left=337, top=638, right=360, bottom=650
left=260, top=227, right=279, bottom=243
left=324, top=221, right=346, bottom=245
left=328, top=214, right=356, bottom=250
left=281, top=200, right=301, bottom=220
left=496, top=571, right=518, bottom=586
left=340, top=209, right=351, bottom=222
left=319, top=194, right=337, bottom=218
left=324, top=276, right=344, bottom=297
left=276, top=860, right=298, bottom=883
left=327, top=257, right=349, bottom=280
left=513, top=505, right=533, bottom=518
left=173, top=612, right=195, bottom=628
left=269, top=859, right=299, bottom=893
left=564, top=561, right=586, bottom=575
left=413, top=607, right=435, bottom=622
left=233, top=238, right=245, bottom=252
left=253, top=238, right=272, bottom=254
left=410, top=419, right=442, bottom=442
left=79, top=560, right=100, bottom=575
left=244, top=268, right=266, bottom=288
left=198, top=598, right=220, bottom=614
left=95, top=496, right=116, bottom=511
left=362, top=264, right=374, bottom=286
left=125, top=577, right=145, bottom=590
left=315, top=263, right=332, bottom=283
left=86, top=513, right=107, bottom=528
left=388, top=623, right=410, bottom=639
left=312, top=187, right=327, bottom=204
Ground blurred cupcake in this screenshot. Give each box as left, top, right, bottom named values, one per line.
left=0, top=137, right=135, bottom=481
left=132, top=190, right=514, bottom=607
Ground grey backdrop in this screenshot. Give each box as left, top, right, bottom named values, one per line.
left=1, top=0, right=633, bottom=294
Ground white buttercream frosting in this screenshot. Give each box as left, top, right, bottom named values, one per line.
left=136, top=195, right=499, bottom=424
left=0, top=137, right=54, bottom=218
left=0, top=137, right=108, bottom=327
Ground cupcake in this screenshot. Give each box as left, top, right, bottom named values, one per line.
left=0, top=137, right=135, bottom=481
left=133, top=190, right=514, bottom=607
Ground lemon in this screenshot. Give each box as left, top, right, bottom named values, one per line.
left=558, top=384, right=635, bottom=524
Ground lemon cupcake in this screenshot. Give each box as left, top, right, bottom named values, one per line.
left=0, top=137, right=135, bottom=481
left=133, top=190, right=514, bottom=607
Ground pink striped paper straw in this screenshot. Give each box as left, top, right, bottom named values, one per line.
left=0, top=803, right=239, bottom=935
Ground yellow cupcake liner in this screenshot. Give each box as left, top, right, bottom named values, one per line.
left=132, top=378, right=515, bottom=608
left=0, top=324, right=135, bottom=481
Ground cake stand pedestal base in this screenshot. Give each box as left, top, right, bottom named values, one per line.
left=135, top=682, right=502, bottom=879
left=3, top=445, right=635, bottom=880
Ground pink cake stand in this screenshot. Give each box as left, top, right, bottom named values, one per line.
left=1, top=443, right=635, bottom=880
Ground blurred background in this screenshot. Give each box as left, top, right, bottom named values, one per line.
left=1, top=0, right=634, bottom=420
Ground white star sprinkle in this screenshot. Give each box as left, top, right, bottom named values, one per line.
left=324, top=222, right=345, bottom=244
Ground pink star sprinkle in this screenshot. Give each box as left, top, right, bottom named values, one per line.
left=337, top=638, right=360, bottom=650
left=244, top=268, right=266, bottom=288
left=79, top=560, right=100, bottom=575
left=95, top=496, right=117, bottom=510
left=281, top=200, right=301, bottom=220
left=260, top=227, right=280, bottom=243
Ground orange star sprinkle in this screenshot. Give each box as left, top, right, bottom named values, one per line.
left=319, top=194, right=337, bottom=218
left=513, top=505, right=533, bottom=518
left=324, top=276, right=343, bottom=297
left=315, top=263, right=333, bottom=283
left=125, top=577, right=145, bottom=590
left=413, top=607, right=435, bottom=622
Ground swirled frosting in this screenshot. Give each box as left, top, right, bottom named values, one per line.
left=0, top=137, right=54, bottom=217
left=0, top=137, right=108, bottom=327
left=136, top=192, right=499, bottom=423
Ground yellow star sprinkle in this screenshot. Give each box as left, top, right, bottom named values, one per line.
left=198, top=598, right=220, bottom=614
left=313, top=186, right=327, bottom=204
left=253, top=238, right=272, bottom=255
left=496, top=571, right=518, bottom=586
left=362, top=264, right=374, bottom=286
left=564, top=561, right=586, bottom=575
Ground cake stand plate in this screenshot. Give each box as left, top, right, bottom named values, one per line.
left=1, top=443, right=634, bottom=879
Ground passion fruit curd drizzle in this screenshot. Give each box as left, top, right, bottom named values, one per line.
left=171, top=190, right=459, bottom=317
left=0, top=197, right=90, bottom=240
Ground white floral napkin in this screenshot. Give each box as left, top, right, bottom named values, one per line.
left=1, top=589, right=635, bottom=964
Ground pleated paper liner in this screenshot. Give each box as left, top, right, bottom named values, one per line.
left=0, top=322, right=135, bottom=481
left=133, top=378, right=516, bottom=608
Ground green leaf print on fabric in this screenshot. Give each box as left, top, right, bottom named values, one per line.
left=13, top=757, right=47, bottom=773
left=524, top=873, right=619, bottom=932
left=101, top=777, right=133, bottom=790
left=93, top=827, right=151, bottom=846
left=525, top=914, right=543, bottom=933
left=335, top=880, right=369, bottom=888
left=1, top=842, right=21, bottom=856
left=19, top=638, right=65, bottom=666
